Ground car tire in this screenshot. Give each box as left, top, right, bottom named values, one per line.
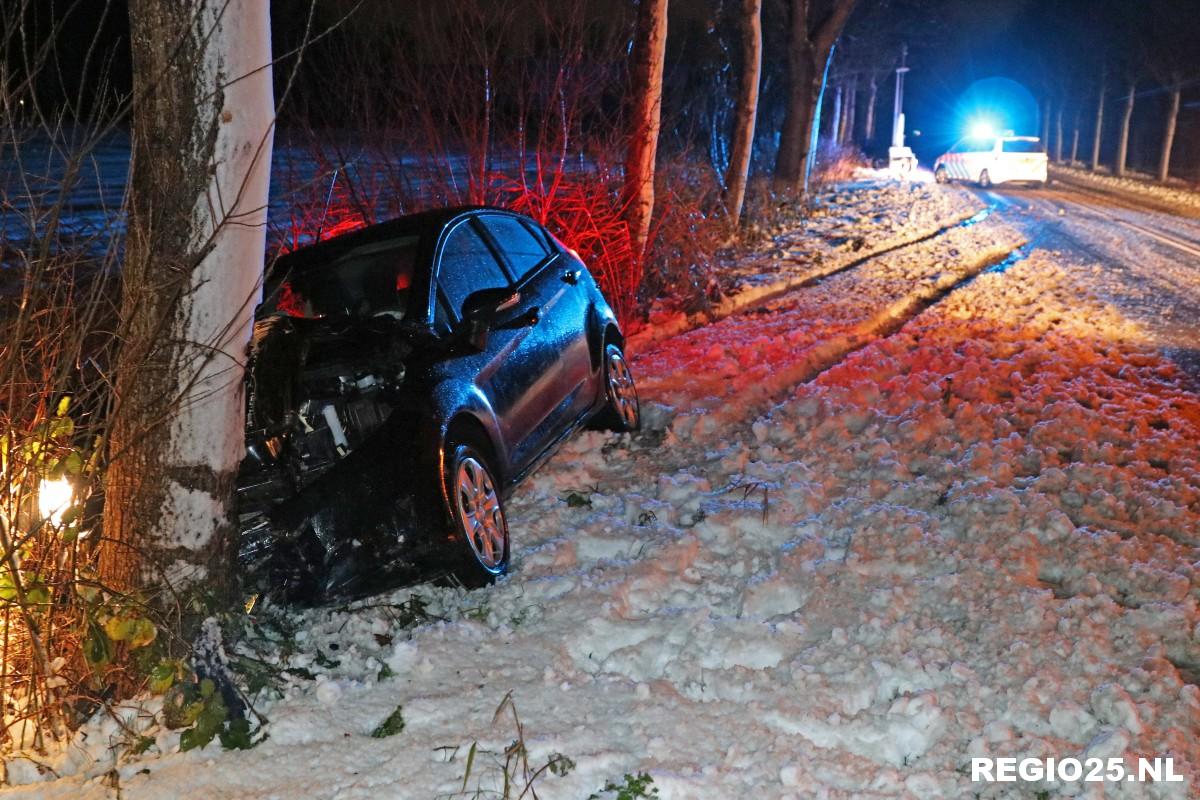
left=978, top=169, right=992, bottom=188
left=934, top=167, right=949, bottom=184
left=595, top=342, right=640, bottom=432
left=444, top=440, right=509, bottom=587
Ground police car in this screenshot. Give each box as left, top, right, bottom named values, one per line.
left=934, top=135, right=1048, bottom=188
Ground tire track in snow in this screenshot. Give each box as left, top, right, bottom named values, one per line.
left=627, top=191, right=989, bottom=352
left=635, top=214, right=1027, bottom=431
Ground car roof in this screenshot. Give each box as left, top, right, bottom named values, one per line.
left=1002, top=136, right=1040, bottom=142
left=265, top=205, right=526, bottom=285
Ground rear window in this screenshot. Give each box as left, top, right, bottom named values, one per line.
left=480, top=214, right=551, bottom=279
left=270, top=236, right=418, bottom=319
left=1002, top=139, right=1044, bottom=153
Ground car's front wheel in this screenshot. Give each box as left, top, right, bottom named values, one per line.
left=978, top=169, right=992, bottom=188
left=934, top=167, right=949, bottom=184
left=444, top=440, right=509, bottom=586
left=596, top=342, right=640, bottom=432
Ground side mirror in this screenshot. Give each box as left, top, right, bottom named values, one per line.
left=459, top=287, right=520, bottom=350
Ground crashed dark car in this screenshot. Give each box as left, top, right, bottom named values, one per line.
left=237, top=207, right=640, bottom=602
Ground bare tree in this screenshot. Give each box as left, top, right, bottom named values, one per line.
left=863, top=74, right=879, bottom=141
left=1090, top=78, right=1105, bottom=172
left=723, top=0, right=762, bottom=227
left=1040, top=98, right=1051, bottom=150
left=829, top=83, right=844, bottom=144
left=100, top=0, right=274, bottom=599
left=1114, top=78, right=1135, bottom=176
left=1070, top=105, right=1080, bottom=163
left=840, top=75, right=857, bottom=144
left=1141, top=0, right=1197, bottom=183
left=1053, top=102, right=1064, bottom=163
left=623, top=0, right=669, bottom=261
left=1157, top=82, right=1181, bottom=183
left=773, top=0, right=859, bottom=194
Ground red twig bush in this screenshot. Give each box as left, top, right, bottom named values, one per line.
left=498, top=163, right=640, bottom=327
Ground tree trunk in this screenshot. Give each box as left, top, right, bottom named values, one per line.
left=1158, top=85, right=1181, bottom=183
left=1090, top=81, right=1105, bottom=172
left=101, top=0, right=274, bottom=599
left=773, top=0, right=858, bottom=194
left=842, top=76, right=857, bottom=144
left=1070, top=108, right=1080, bottom=163
left=723, top=0, right=762, bottom=227
left=1053, top=103, right=1063, bottom=163
left=1041, top=99, right=1051, bottom=149
left=1115, top=80, right=1135, bottom=177
left=622, top=0, right=669, bottom=261
left=830, top=84, right=844, bottom=144
left=864, top=75, right=878, bottom=142
left=774, top=0, right=814, bottom=190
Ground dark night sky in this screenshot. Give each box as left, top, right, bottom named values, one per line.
left=22, top=0, right=1200, bottom=174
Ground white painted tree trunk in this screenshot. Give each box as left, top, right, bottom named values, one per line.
left=102, top=0, right=274, bottom=596
left=622, top=0, right=669, bottom=263
left=1115, top=81, right=1135, bottom=177
left=1158, top=85, right=1180, bottom=183
left=1090, top=81, right=1105, bottom=172
left=723, top=0, right=761, bottom=227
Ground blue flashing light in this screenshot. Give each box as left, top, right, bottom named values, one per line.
left=967, top=118, right=998, bottom=140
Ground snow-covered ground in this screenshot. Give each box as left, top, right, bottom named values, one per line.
left=972, top=182, right=1200, bottom=382
left=631, top=178, right=984, bottom=349
left=1050, top=165, right=1200, bottom=217
left=4, top=180, right=1198, bottom=799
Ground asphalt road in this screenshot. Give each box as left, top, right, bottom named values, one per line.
left=969, top=178, right=1200, bottom=381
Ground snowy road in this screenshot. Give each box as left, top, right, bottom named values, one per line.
left=5, top=179, right=1198, bottom=799
left=970, top=180, right=1200, bottom=380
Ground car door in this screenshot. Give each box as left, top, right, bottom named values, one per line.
left=476, top=213, right=592, bottom=460
left=433, top=216, right=558, bottom=473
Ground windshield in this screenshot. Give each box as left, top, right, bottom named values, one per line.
left=269, top=236, right=419, bottom=319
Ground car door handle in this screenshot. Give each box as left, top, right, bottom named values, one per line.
left=562, top=269, right=581, bottom=285
left=501, top=306, right=540, bottom=329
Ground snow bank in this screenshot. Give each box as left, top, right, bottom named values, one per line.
left=1051, top=165, right=1200, bottom=216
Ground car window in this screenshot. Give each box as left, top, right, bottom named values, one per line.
left=437, top=220, right=511, bottom=323
left=1002, top=139, right=1044, bottom=153
left=480, top=215, right=551, bottom=280
left=270, top=236, right=418, bottom=319
left=520, top=218, right=557, bottom=252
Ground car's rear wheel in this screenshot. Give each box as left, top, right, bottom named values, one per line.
left=978, top=169, right=992, bottom=188
left=444, top=440, right=509, bottom=586
left=596, top=342, right=640, bottom=432
left=934, top=167, right=949, bottom=184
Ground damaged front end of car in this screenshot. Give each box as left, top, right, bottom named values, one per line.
left=236, top=314, right=446, bottom=604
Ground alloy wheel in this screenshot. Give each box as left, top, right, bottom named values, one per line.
left=605, top=346, right=640, bottom=430
left=453, top=454, right=506, bottom=571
